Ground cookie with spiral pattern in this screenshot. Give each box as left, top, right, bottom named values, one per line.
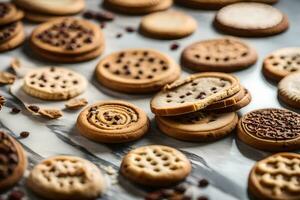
left=77, top=100, right=149, bottom=143
left=248, top=153, right=300, bottom=200
left=237, top=108, right=300, bottom=151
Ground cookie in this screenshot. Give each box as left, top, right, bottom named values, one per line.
left=27, top=155, right=105, bottom=200
left=263, top=48, right=300, bottom=82
left=0, top=131, right=27, bottom=191
left=0, top=95, right=5, bottom=110
left=181, top=37, right=258, bottom=72
left=13, top=0, right=85, bottom=16
left=140, top=11, right=197, bottom=39
left=77, top=100, right=149, bottom=143
left=156, top=111, right=238, bottom=142
left=214, top=2, right=289, bottom=37
left=95, top=49, right=181, bottom=94
left=151, top=72, right=241, bottom=116
left=22, top=67, right=87, bottom=100
left=248, top=153, right=300, bottom=200
left=0, top=3, right=24, bottom=26
left=120, top=145, right=191, bottom=186
left=237, top=108, right=300, bottom=152
left=0, top=22, right=25, bottom=52
left=278, top=72, right=300, bottom=109
left=106, top=0, right=159, bottom=8
left=0, top=26, right=25, bottom=52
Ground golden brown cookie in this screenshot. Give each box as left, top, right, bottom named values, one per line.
left=278, top=72, right=300, bottom=109
left=151, top=72, right=241, bottom=116
left=156, top=111, right=238, bottom=142
left=248, top=153, right=300, bottom=200
left=237, top=108, right=300, bottom=152
left=27, top=155, right=105, bottom=200
left=181, top=37, right=258, bottom=72
left=0, top=22, right=25, bottom=52
left=22, top=67, right=87, bottom=100
left=214, top=2, right=289, bottom=37
left=120, top=145, right=191, bottom=186
left=95, top=49, right=181, bottom=94
left=263, top=48, right=300, bottom=82
left=0, top=131, right=27, bottom=191
left=0, top=3, right=24, bottom=26
left=140, top=11, right=197, bottom=39
left=77, top=100, right=149, bottom=143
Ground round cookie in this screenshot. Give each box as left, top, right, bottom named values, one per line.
left=120, top=145, right=191, bottom=186
left=0, top=95, right=5, bottom=110
left=27, top=155, right=105, bottom=200
left=278, top=72, right=300, bottom=109
left=0, top=3, right=24, bottom=26
left=237, top=108, right=300, bottom=152
left=263, top=48, right=300, bottom=82
left=95, top=49, right=181, bottom=94
left=181, top=37, right=258, bottom=72
left=77, top=100, right=149, bottom=143
left=13, top=0, right=85, bottom=16
left=156, top=111, right=238, bottom=142
left=150, top=72, right=241, bottom=116
left=106, top=0, right=159, bottom=8
left=0, top=22, right=25, bottom=52
left=140, top=11, right=197, bottom=39
left=214, top=2, right=289, bottom=37
left=0, top=131, right=27, bottom=191
left=248, top=153, right=300, bottom=200
left=22, top=67, right=87, bottom=100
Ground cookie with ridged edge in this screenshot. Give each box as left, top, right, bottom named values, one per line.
left=248, top=153, right=300, bottom=200
left=263, top=48, right=300, bottom=82
left=156, top=111, right=238, bottom=142
left=120, top=145, right=191, bottom=186
left=278, top=72, right=300, bottom=109
left=237, top=108, right=300, bottom=152
left=0, top=131, right=27, bottom=191
left=95, top=48, right=181, bottom=94
left=214, top=2, right=289, bottom=37
left=22, top=67, right=87, bottom=100
left=27, top=155, right=105, bottom=200
left=140, top=11, right=197, bottom=39
left=151, top=72, right=241, bottom=116
left=77, top=100, right=149, bottom=143
left=181, top=37, right=257, bottom=72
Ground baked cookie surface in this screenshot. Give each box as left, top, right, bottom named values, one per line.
left=0, top=3, right=24, bottom=26
left=278, top=72, right=300, bottom=109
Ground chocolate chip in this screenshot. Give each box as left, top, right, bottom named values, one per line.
left=84, top=37, right=93, bottom=44
left=125, top=26, right=136, bottom=33
left=20, top=131, right=29, bottom=138
left=116, top=33, right=122, bottom=38
left=11, top=107, right=21, bottom=114
left=170, top=43, right=179, bottom=51
left=8, top=190, right=25, bottom=200
left=198, top=179, right=209, bottom=188
left=28, top=105, right=39, bottom=113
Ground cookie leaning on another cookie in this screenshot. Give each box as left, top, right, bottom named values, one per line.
left=248, top=153, right=300, bottom=200
left=278, top=72, right=300, bottom=109
left=121, top=145, right=191, bottom=186
left=140, top=11, right=197, bottom=39
left=27, top=155, right=105, bottom=200
left=77, top=100, right=149, bottom=143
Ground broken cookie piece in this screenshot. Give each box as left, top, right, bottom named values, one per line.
left=65, top=98, right=88, bottom=110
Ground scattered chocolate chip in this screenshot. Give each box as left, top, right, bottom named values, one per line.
left=125, top=26, right=136, bottom=33
left=28, top=105, right=39, bottom=113
left=11, top=107, right=21, bottom=114
left=8, top=190, right=25, bottom=200
left=197, top=196, right=209, bottom=200
left=20, top=131, right=29, bottom=138
left=170, top=43, right=180, bottom=51
left=198, top=179, right=209, bottom=188
left=116, top=33, right=122, bottom=38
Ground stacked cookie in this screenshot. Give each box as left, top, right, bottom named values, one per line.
left=0, top=2, right=25, bottom=52
left=151, top=72, right=251, bottom=141
left=104, top=0, right=173, bottom=15
left=30, top=18, right=105, bottom=62
left=12, top=0, right=85, bottom=23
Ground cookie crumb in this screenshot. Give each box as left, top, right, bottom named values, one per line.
left=83, top=11, right=95, bottom=19
left=27, top=105, right=40, bottom=113
left=20, top=131, right=29, bottom=138
left=65, top=98, right=88, bottom=110
left=11, top=107, right=21, bottom=114
left=125, top=26, right=135, bottom=33
left=174, top=183, right=188, bottom=193
left=170, top=43, right=179, bottom=51
left=0, top=71, right=16, bottom=84
left=38, top=108, right=63, bottom=119
left=96, top=11, right=115, bottom=21
left=116, top=33, right=122, bottom=38
left=198, top=179, right=209, bottom=188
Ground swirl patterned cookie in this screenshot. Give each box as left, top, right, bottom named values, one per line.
left=237, top=108, right=300, bottom=151
left=27, top=155, right=105, bottom=200
left=121, top=145, right=191, bottom=186
left=278, top=72, right=300, bottom=109
left=77, top=100, right=149, bottom=143
left=248, top=153, right=300, bottom=200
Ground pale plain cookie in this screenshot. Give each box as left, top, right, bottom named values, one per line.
left=278, top=72, right=300, bottom=109
left=156, top=112, right=238, bottom=142
left=248, top=153, right=300, bottom=200
left=13, top=0, right=85, bottom=15
left=106, top=0, right=159, bottom=8
left=151, top=72, right=241, bottom=116
left=121, top=145, right=191, bottom=186
left=0, top=131, right=27, bottom=191
left=22, top=67, right=87, bottom=100
left=77, top=100, right=149, bottom=143
left=27, top=156, right=105, bottom=200
left=31, top=18, right=104, bottom=55
left=214, top=2, right=289, bottom=37
left=140, top=11, right=197, bottom=39
left=263, top=48, right=300, bottom=82
left=181, top=37, right=257, bottom=72
left=95, top=49, right=181, bottom=94
left=237, top=108, right=300, bottom=152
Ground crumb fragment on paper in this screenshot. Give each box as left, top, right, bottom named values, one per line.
left=38, top=108, right=63, bottom=119
left=0, top=71, right=16, bottom=84
left=65, top=98, right=88, bottom=110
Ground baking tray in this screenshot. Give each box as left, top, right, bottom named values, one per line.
left=0, top=0, right=299, bottom=199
